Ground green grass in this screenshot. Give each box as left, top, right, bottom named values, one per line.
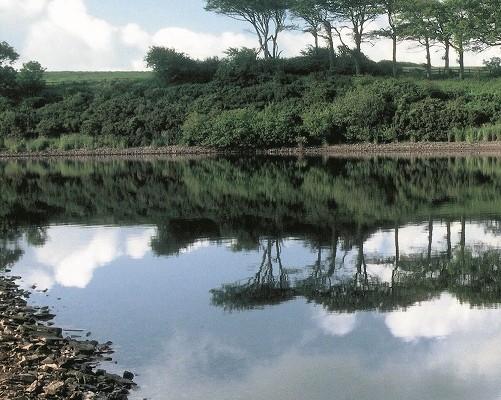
left=432, top=77, right=501, bottom=95
left=44, top=71, right=154, bottom=84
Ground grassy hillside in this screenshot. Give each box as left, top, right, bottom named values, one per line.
left=44, top=71, right=154, bottom=84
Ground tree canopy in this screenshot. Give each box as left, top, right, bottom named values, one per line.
left=206, top=0, right=501, bottom=77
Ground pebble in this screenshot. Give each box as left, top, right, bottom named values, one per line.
left=0, top=275, right=136, bottom=399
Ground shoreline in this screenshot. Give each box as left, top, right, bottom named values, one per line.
left=0, top=141, right=500, bottom=160
left=0, top=275, right=135, bottom=399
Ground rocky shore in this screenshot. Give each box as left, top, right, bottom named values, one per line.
left=0, top=275, right=136, bottom=399
left=0, top=141, right=500, bottom=160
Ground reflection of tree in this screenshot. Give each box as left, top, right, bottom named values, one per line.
left=151, top=219, right=221, bottom=256
left=484, top=220, right=501, bottom=235
left=211, top=221, right=501, bottom=313
left=0, top=220, right=24, bottom=271
left=211, top=239, right=294, bottom=311
left=1, top=157, right=500, bottom=285
left=0, top=219, right=48, bottom=271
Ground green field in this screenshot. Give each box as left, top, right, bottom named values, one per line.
left=44, top=71, right=154, bottom=84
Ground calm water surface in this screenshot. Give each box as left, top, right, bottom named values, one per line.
left=1, top=156, right=501, bottom=400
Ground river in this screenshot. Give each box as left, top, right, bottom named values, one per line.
left=1, top=156, right=500, bottom=399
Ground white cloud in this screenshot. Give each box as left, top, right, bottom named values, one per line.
left=0, top=0, right=47, bottom=16
left=121, top=23, right=151, bottom=51
left=152, top=27, right=256, bottom=59
left=46, top=0, right=114, bottom=51
left=22, top=0, right=123, bottom=70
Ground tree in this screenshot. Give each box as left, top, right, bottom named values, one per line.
left=472, top=0, right=501, bottom=48
left=290, top=0, right=337, bottom=69
left=205, top=0, right=291, bottom=59
left=399, top=0, right=439, bottom=78
left=443, top=0, right=477, bottom=80
left=16, top=61, right=46, bottom=96
left=144, top=46, right=198, bottom=83
left=432, top=0, right=453, bottom=75
left=0, top=41, right=19, bottom=66
left=0, top=41, right=19, bottom=97
left=328, top=0, right=382, bottom=76
left=375, top=0, right=405, bottom=77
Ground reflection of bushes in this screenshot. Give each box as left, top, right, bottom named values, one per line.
left=211, top=283, right=295, bottom=311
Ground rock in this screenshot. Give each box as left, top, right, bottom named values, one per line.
left=0, top=276, right=135, bottom=399
left=14, top=374, right=37, bottom=384
left=44, top=380, right=66, bottom=395
left=25, top=380, right=41, bottom=394
left=122, top=371, right=134, bottom=380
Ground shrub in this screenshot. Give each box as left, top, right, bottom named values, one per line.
left=2, top=137, right=25, bottom=152
left=302, top=103, right=342, bottom=144
left=256, top=102, right=303, bottom=147
left=208, top=108, right=258, bottom=148
left=25, top=136, right=53, bottom=151
left=331, top=81, right=398, bottom=142
left=394, top=98, right=450, bottom=142
left=145, top=47, right=200, bottom=84
left=483, top=57, right=501, bottom=77
left=181, top=111, right=211, bottom=146
left=57, top=134, right=94, bottom=150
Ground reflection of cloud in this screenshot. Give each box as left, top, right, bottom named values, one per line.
left=312, top=306, right=357, bottom=336
left=139, top=331, right=250, bottom=398
left=126, top=230, right=154, bottom=260
left=386, top=293, right=501, bottom=346
left=178, top=239, right=211, bottom=255
left=27, top=226, right=156, bottom=289
left=387, top=293, right=501, bottom=379
left=138, top=331, right=492, bottom=400
left=386, top=293, right=480, bottom=341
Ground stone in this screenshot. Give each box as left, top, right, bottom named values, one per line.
left=1, top=275, right=135, bottom=399
left=44, top=380, right=66, bottom=395
left=122, top=371, right=134, bottom=380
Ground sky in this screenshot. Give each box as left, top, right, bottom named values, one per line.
left=0, top=0, right=498, bottom=71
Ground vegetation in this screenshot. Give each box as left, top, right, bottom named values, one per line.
left=1, top=1, right=501, bottom=153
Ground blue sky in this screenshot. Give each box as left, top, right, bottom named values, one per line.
left=0, top=0, right=495, bottom=71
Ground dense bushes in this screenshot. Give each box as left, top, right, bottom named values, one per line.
left=1, top=62, right=501, bottom=151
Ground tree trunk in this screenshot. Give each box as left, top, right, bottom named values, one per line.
left=354, top=37, right=362, bottom=76
left=444, top=42, right=450, bottom=75
left=392, top=34, right=397, bottom=78
left=458, top=45, right=465, bottom=80
left=323, top=21, right=336, bottom=70
left=425, top=37, right=432, bottom=79
left=427, top=216, right=433, bottom=260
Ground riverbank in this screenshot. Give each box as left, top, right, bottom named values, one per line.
left=0, top=275, right=135, bottom=399
left=0, top=141, right=501, bottom=160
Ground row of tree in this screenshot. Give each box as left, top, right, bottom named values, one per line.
left=0, top=41, right=46, bottom=98
left=205, top=0, right=501, bottom=78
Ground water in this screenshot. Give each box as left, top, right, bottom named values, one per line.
left=1, top=156, right=501, bottom=399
